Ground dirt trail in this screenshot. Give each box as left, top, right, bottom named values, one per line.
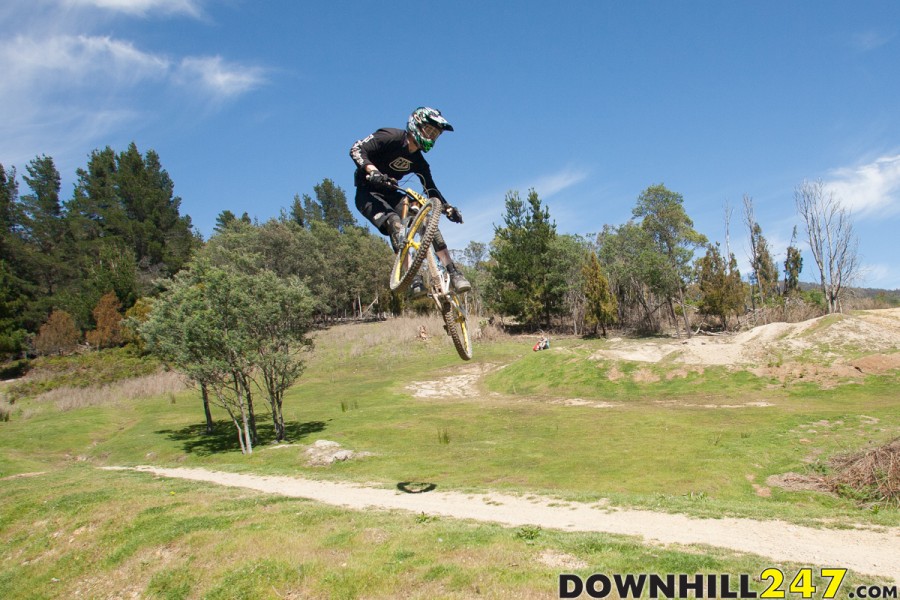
left=106, top=465, right=900, bottom=582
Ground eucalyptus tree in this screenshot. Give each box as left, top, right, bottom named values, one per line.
left=742, top=195, right=778, bottom=309
left=783, top=226, right=803, bottom=296
left=597, top=222, right=669, bottom=332
left=632, top=184, right=707, bottom=337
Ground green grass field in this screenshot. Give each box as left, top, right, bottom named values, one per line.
left=1, top=315, right=898, bottom=598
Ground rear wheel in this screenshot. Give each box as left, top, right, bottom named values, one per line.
left=389, top=197, right=443, bottom=292
left=442, top=293, right=473, bottom=361
left=426, top=250, right=473, bottom=361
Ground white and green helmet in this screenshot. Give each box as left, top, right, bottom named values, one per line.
left=407, top=106, right=453, bottom=152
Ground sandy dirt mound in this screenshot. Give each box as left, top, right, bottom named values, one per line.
left=587, top=308, right=900, bottom=387
left=405, top=309, right=900, bottom=399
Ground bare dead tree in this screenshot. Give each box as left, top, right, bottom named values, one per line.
left=742, top=195, right=759, bottom=312
left=794, top=179, right=860, bottom=314
left=742, top=195, right=779, bottom=314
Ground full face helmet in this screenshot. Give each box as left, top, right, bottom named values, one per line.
left=407, top=107, right=453, bottom=152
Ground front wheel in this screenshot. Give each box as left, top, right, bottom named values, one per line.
left=389, top=197, right=443, bottom=292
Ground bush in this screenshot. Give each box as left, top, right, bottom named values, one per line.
left=0, top=359, right=30, bottom=381
left=5, top=347, right=160, bottom=402
left=85, top=292, right=124, bottom=349
left=0, top=329, right=28, bottom=361
left=34, top=310, right=80, bottom=356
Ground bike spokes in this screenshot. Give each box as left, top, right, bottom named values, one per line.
left=442, top=292, right=473, bottom=361
left=389, top=197, right=442, bottom=292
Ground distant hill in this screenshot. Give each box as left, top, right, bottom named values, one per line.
left=798, top=281, right=900, bottom=301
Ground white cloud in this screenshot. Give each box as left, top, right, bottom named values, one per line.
left=824, top=154, right=900, bottom=217
left=857, top=263, right=900, bottom=290
left=529, top=167, right=589, bottom=198
left=62, top=0, right=203, bottom=17
left=177, top=56, right=268, bottom=98
left=0, top=28, right=266, bottom=169
left=1, top=34, right=169, bottom=90
left=850, top=31, right=891, bottom=52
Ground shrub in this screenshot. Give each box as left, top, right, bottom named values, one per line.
left=34, top=310, right=80, bottom=356
left=85, top=292, right=124, bottom=349
left=122, top=297, right=153, bottom=352
left=0, top=359, right=30, bottom=380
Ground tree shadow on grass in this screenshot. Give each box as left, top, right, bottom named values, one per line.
left=157, top=420, right=327, bottom=456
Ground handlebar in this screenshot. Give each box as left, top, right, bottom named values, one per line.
left=367, top=174, right=460, bottom=223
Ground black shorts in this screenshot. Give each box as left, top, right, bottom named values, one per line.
left=354, top=185, right=405, bottom=233
left=354, top=185, right=447, bottom=252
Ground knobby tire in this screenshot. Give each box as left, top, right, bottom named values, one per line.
left=442, top=296, right=473, bottom=361
left=390, top=197, right=443, bottom=292
left=426, top=249, right=473, bottom=361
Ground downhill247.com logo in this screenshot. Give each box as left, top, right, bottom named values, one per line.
left=559, top=569, right=898, bottom=599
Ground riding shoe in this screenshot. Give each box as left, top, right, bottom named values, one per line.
left=409, top=275, right=427, bottom=299
left=448, top=269, right=471, bottom=294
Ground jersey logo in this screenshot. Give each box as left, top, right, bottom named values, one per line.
left=390, top=157, right=412, bottom=172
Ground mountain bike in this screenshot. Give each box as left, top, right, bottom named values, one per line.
left=388, top=187, right=473, bottom=361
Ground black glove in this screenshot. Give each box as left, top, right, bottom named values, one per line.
left=444, top=204, right=463, bottom=224
left=366, top=171, right=397, bottom=191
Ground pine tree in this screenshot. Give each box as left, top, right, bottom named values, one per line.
left=0, top=165, right=17, bottom=242
left=696, top=243, right=744, bottom=329
left=18, top=156, right=72, bottom=300
left=582, top=252, right=617, bottom=336
left=214, top=210, right=238, bottom=232
left=302, top=194, right=323, bottom=226
left=315, top=179, right=356, bottom=232
left=69, top=143, right=197, bottom=281
left=0, top=165, right=32, bottom=354
left=289, top=194, right=305, bottom=228
left=488, top=189, right=560, bottom=328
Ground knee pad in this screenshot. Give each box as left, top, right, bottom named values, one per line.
left=432, top=229, right=447, bottom=252
left=379, top=213, right=402, bottom=235
left=382, top=214, right=404, bottom=252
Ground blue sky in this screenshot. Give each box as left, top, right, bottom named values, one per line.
left=2, top=1, right=900, bottom=289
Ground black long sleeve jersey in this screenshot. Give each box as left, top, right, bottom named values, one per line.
left=350, top=128, right=445, bottom=202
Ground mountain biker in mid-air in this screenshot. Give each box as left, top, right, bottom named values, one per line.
left=350, top=106, right=470, bottom=297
